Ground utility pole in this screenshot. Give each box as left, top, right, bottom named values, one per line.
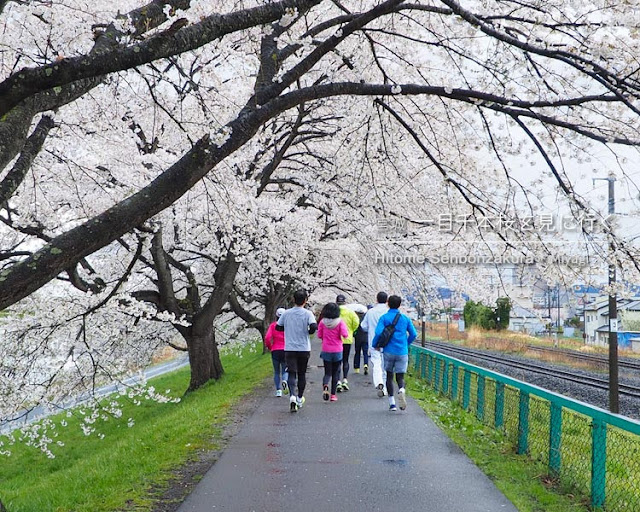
left=593, top=175, right=618, bottom=413
left=547, top=286, right=552, bottom=335
left=556, top=285, right=561, bottom=330
left=556, top=285, right=561, bottom=347
left=420, top=303, right=426, bottom=347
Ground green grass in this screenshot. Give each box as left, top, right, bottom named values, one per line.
left=408, top=378, right=591, bottom=512
left=415, top=351, right=640, bottom=512
left=0, top=342, right=271, bottom=512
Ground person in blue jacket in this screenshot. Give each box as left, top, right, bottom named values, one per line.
left=372, top=295, right=417, bottom=412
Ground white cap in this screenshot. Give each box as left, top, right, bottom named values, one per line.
left=276, top=307, right=286, bottom=317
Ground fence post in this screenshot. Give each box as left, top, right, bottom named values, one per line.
left=451, top=365, right=459, bottom=402
left=443, top=362, right=450, bottom=396
left=591, top=419, right=607, bottom=509
left=434, top=357, right=441, bottom=393
left=549, top=402, right=562, bottom=477
left=495, top=381, right=505, bottom=430
left=427, top=354, right=434, bottom=384
left=477, top=375, right=485, bottom=422
left=463, top=370, right=471, bottom=410
left=517, top=391, right=530, bottom=455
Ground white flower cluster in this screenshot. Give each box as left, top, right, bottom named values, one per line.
left=0, top=382, right=180, bottom=458
left=278, top=8, right=298, bottom=28
left=112, top=15, right=134, bottom=36
left=211, top=126, right=233, bottom=148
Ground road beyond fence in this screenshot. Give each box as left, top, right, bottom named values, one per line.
left=176, top=352, right=518, bottom=512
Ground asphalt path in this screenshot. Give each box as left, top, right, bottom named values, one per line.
left=177, top=349, right=518, bottom=512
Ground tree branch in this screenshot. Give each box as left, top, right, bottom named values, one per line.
left=0, top=0, right=322, bottom=117
left=0, top=0, right=192, bottom=174
left=228, top=290, right=262, bottom=327
left=0, top=115, right=54, bottom=205
left=149, top=227, right=179, bottom=313
left=197, top=252, right=241, bottom=325
left=0, top=79, right=637, bottom=310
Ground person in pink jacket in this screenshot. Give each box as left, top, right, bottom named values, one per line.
left=317, top=302, right=348, bottom=402
left=265, top=308, right=288, bottom=397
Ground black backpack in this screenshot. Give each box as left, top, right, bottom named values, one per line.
left=375, top=313, right=401, bottom=349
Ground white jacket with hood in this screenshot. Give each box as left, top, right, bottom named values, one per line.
left=360, top=303, right=389, bottom=349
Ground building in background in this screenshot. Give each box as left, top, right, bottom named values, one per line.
left=583, top=298, right=640, bottom=350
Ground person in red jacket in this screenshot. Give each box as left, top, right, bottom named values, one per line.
left=265, top=308, right=288, bottom=396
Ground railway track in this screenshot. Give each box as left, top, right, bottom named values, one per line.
left=523, top=344, right=640, bottom=371
left=422, top=340, right=640, bottom=400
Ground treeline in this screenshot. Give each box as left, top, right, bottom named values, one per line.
left=463, top=298, right=511, bottom=330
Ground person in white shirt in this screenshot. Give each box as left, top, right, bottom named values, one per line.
left=360, top=291, right=389, bottom=397
left=276, top=289, right=317, bottom=412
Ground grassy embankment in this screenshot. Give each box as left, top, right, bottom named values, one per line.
left=0, top=343, right=271, bottom=512
left=0, top=331, right=610, bottom=512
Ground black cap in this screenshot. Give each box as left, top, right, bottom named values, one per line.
left=336, top=294, right=346, bottom=304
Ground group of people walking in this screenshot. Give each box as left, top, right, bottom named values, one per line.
left=265, top=289, right=417, bottom=412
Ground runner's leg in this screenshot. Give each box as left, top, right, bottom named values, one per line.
left=296, top=352, right=310, bottom=397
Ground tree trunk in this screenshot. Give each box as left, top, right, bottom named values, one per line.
left=184, top=323, right=223, bottom=392
left=261, top=301, right=276, bottom=354
left=261, top=285, right=289, bottom=353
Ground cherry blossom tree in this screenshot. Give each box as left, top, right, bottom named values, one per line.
left=1, top=0, right=639, bottom=308
left=2, top=0, right=640, bottom=458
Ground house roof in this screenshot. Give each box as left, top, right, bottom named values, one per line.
left=584, top=297, right=640, bottom=315
left=573, top=285, right=602, bottom=294
left=623, top=300, right=640, bottom=311
left=510, top=304, right=546, bottom=319
left=594, top=326, right=640, bottom=334
left=584, top=300, right=610, bottom=314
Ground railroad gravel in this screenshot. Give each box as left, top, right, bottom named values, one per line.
left=427, top=345, right=640, bottom=420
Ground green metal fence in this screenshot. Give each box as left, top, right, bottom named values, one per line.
left=409, top=345, right=640, bottom=511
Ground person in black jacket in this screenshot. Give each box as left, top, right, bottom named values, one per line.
left=352, top=305, right=369, bottom=375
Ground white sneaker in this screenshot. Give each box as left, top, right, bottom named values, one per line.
left=290, top=395, right=298, bottom=413
left=397, top=388, right=407, bottom=410
left=297, top=396, right=306, bottom=409
left=276, top=389, right=283, bottom=397
left=377, top=384, right=385, bottom=398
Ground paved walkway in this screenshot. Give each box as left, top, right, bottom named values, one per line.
left=177, top=350, right=518, bottom=512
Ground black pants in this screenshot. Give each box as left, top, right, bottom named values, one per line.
left=323, top=360, right=341, bottom=395
left=285, top=351, right=310, bottom=398
left=386, top=371, right=405, bottom=397
left=353, top=337, right=369, bottom=369
left=338, top=344, right=352, bottom=380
